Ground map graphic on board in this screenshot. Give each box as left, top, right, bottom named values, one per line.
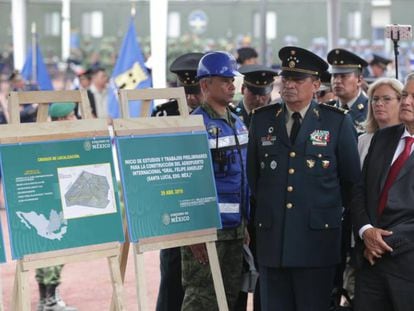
left=0, top=137, right=124, bottom=259
left=16, top=209, right=67, bottom=240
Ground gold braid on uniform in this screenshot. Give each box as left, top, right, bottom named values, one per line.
left=319, top=102, right=348, bottom=114
left=251, top=102, right=282, bottom=115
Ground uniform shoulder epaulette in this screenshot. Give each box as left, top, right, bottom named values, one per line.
left=319, top=102, right=348, bottom=115
left=251, top=102, right=282, bottom=115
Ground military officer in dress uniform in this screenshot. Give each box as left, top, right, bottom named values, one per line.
left=327, top=48, right=369, bottom=133
left=154, top=52, right=204, bottom=311
left=247, top=46, right=361, bottom=311
left=363, top=53, right=392, bottom=83
left=152, top=52, right=204, bottom=117
left=327, top=48, right=369, bottom=302
left=233, top=64, right=278, bottom=128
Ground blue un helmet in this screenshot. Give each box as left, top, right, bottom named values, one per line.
left=196, top=51, right=242, bottom=80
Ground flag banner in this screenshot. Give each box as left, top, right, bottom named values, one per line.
left=21, top=42, right=53, bottom=91
left=108, top=18, right=152, bottom=118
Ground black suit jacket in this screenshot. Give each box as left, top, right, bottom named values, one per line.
left=352, top=124, right=414, bottom=281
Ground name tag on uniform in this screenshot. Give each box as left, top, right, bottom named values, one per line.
left=261, top=135, right=277, bottom=146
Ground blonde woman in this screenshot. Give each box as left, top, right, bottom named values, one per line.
left=358, top=78, right=404, bottom=166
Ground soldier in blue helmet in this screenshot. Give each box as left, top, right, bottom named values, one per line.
left=181, top=51, right=249, bottom=310
left=247, top=46, right=361, bottom=311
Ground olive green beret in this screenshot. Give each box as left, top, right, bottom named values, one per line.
left=49, top=102, right=76, bottom=118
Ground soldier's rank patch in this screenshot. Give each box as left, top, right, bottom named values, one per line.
left=322, top=160, right=330, bottom=168
left=270, top=160, right=277, bottom=170
left=306, top=159, right=315, bottom=168
left=310, top=130, right=330, bottom=146
left=261, top=135, right=276, bottom=146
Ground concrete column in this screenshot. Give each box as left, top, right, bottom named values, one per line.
left=12, top=0, right=27, bottom=70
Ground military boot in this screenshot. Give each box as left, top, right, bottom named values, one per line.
left=36, top=283, right=47, bottom=311
left=44, top=285, right=77, bottom=311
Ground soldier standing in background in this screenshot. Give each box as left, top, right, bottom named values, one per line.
left=154, top=52, right=204, bottom=311
left=247, top=46, right=361, bottom=311
left=152, top=52, right=204, bottom=117
left=233, top=64, right=278, bottom=128
left=36, top=103, right=78, bottom=311
left=327, top=48, right=369, bottom=133
left=327, top=48, right=369, bottom=304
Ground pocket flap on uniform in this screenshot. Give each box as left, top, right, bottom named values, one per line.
left=309, top=208, right=341, bottom=229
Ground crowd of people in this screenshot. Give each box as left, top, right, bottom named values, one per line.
left=151, top=45, right=414, bottom=311
left=1, top=38, right=414, bottom=311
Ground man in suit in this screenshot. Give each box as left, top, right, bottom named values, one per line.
left=247, top=46, right=361, bottom=311
left=351, top=72, right=414, bottom=311
left=327, top=48, right=369, bottom=133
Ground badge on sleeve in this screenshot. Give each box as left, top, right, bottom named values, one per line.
left=310, top=130, right=330, bottom=146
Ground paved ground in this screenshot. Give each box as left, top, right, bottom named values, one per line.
left=0, top=209, right=252, bottom=310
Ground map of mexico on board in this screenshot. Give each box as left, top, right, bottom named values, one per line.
left=0, top=137, right=124, bottom=259
left=116, top=132, right=221, bottom=242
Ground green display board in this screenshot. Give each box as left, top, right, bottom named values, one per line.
left=0, top=137, right=124, bottom=259
left=0, top=221, right=6, bottom=263
left=116, top=131, right=221, bottom=242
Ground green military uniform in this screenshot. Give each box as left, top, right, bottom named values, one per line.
left=181, top=103, right=246, bottom=311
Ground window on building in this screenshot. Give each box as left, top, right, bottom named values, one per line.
left=44, top=12, right=60, bottom=37
left=254, top=11, right=277, bottom=40
left=82, top=11, right=103, bottom=38
left=168, top=11, right=180, bottom=38
left=348, top=11, right=362, bottom=39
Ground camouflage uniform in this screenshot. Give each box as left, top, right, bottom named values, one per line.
left=36, top=266, right=63, bottom=286
left=181, top=225, right=245, bottom=311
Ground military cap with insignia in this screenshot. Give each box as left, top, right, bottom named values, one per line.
left=236, top=47, right=258, bottom=64
left=239, top=64, right=278, bottom=95
left=318, top=71, right=332, bottom=92
left=327, top=48, right=368, bottom=74
left=279, top=46, right=328, bottom=78
left=170, top=52, right=204, bottom=94
left=370, top=53, right=392, bottom=70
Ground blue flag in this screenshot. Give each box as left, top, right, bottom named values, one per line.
left=21, top=43, right=53, bottom=91
left=108, top=18, right=152, bottom=118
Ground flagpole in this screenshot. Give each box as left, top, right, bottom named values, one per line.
left=31, top=22, right=37, bottom=85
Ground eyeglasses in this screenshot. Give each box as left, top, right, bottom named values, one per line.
left=370, top=96, right=400, bottom=105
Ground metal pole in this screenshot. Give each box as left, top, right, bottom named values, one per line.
left=259, top=0, right=267, bottom=65
left=11, top=0, right=26, bottom=70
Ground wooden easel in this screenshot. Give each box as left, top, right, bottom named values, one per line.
left=111, top=87, right=228, bottom=310
left=5, top=90, right=125, bottom=311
